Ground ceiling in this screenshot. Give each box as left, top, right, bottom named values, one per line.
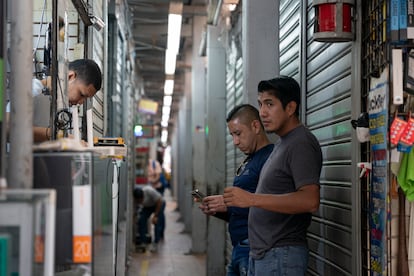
left=126, top=0, right=210, bottom=136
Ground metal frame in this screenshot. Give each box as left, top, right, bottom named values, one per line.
left=0, top=189, right=56, bottom=276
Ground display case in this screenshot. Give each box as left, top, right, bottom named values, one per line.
left=0, top=189, right=56, bottom=276
left=33, top=150, right=125, bottom=276
left=34, top=151, right=94, bottom=275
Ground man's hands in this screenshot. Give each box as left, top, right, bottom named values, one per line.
left=194, top=188, right=255, bottom=215
left=198, top=195, right=227, bottom=215
left=223, top=187, right=254, bottom=208
left=151, top=215, right=158, bottom=225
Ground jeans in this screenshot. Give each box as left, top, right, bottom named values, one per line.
left=137, top=201, right=166, bottom=244
left=227, top=239, right=249, bottom=276
left=248, top=245, right=308, bottom=276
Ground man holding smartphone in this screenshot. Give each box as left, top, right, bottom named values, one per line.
left=197, top=104, right=273, bottom=276
left=223, top=77, right=322, bottom=275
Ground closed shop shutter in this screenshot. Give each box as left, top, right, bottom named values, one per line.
left=224, top=40, right=244, bottom=269
left=280, top=0, right=354, bottom=274
left=107, top=16, right=125, bottom=137
left=90, top=0, right=105, bottom=137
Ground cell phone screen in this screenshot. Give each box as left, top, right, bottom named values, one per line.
left=191, top=189, right=205, bottom=200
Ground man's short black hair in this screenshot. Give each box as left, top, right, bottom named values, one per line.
left=258, top=76, right=301, bottom=115
left=133, top=187, right=144, bottom=200
left=69, top=59, right=102, bottom=91
left=226, top=104, right=262, bottom=126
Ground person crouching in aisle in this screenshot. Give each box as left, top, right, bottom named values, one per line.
left=133, top=185, right=165, bottom=252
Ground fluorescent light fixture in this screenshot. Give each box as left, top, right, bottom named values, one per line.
left=163, top=95, right=172, bottom=107
left=165, top=49, right=177, bottom=75
left=164, top=79, right=174, bottom=95
left=167, top=14, right=182, bottom=54
left=162, top=113, right=170, bottom=122
left=162, top=106, right=171, bottom=116
left=161, top=120, right=169, bottom=128
left=161, top=129, right=168, bottom=143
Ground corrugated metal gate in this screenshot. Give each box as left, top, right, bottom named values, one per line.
left=279, top=0, right=356, bottom=275
left=224, top=40, right=244, bottom=268
left=90, top=0, right=105, bottom=137
left=107, top=15, right=125, bottom=137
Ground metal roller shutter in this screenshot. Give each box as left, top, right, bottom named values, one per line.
left=107, top=16, right=125, bottom=137
left=224, top=40, right=244, bottom=270
left=90, top=0, right=105, bottom=137
left=279, top=0, right=355, bottom=274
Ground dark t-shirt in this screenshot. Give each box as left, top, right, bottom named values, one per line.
left=227, top=144, right=274, bottom=245
left=248, top=125, right=322, bottom=259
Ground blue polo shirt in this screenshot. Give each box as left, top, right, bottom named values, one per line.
left=227, top=143, right=274, bottom=245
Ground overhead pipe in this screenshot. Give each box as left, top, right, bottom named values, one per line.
left=8, top=0, right=34, bottom=188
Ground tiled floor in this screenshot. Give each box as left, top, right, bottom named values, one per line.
left=126, top=191, right=206, bottom=276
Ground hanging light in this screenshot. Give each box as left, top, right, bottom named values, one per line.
left=313, top=0, right=355, bottom=42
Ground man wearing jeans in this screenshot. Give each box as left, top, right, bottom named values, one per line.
left=223, top=77, right=322, bottom=275
left=134, top=185, right=165, bottom=252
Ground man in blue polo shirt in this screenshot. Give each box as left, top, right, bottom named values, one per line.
left=197, top=104, right=273, bottom=276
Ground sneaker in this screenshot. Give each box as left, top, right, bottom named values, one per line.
left=149, top=242, right=158, bottom=253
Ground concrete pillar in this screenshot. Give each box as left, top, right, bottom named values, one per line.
left=191, top=15, right=208, bottom=253
left=242, top=0, right=279, bottom=105
left=177, top=95, right=192, bottom=232
left=0, top=0, right=5, bottom=179
left=181, top=45, right=193, bottom=232
left=206, top=23, right=226, bottom=276
left=8, top=0, right=34, bottom=188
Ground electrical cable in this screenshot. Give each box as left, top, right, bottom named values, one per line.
left=104, top=158, right=121, bottom=275
left=33, top=0, right=48, bottom=78
left=56, top=70, right=68, bottom=110
left=112, top=159, right=120, bottom=199
left=33, top=0, right=48, bottom=55
left=105, top=159, right=112, bottom=199
left=55, top=109, right=71, bottom=130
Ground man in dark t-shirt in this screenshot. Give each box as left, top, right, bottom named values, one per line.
left=224, top=77, right=322, bottom=276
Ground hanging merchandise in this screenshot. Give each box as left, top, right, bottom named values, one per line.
left=392, top=49, right=404, bottom=105
left=368, top=69, right=389, bottom=275
left=351, top=112, right=370, bottom=142
left=397, top=149, right=414, bottom=201
left=357, top=162, right=371, bottom=178
left=391, top=95, right=414, bottom=152
left=313, top=0, right=355, bottom=42
left=398, top=115, right=414, bottom=152
left=390, top=115, right=408, bottom=147
left=403, top=49, right=414, bottom=95
left=397, top=187, right=410, bottom=275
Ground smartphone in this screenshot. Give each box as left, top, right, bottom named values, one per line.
left=191, top=189, right=206, bottom=201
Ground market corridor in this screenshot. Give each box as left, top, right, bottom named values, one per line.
left=126, top=190, right=206, bottom=276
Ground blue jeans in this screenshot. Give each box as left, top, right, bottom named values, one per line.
left=137, top=201, right=166, bottom=244
left=227, top=239, right=249, bottom=276
left=248, top=245, right=308, bottom=276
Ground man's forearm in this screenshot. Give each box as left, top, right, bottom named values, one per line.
left=154, top=199, right=163, bottom=217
